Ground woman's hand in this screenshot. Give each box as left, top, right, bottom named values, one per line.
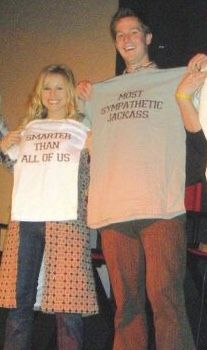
left=0, top=131, right=21, bottom=153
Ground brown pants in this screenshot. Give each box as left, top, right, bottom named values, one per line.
left=101, top=217, right=195, bottom=350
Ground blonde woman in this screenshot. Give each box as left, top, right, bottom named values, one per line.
left=0, top=64, right=98, bottom=350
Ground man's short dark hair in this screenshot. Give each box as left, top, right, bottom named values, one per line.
left=110, top=7, right=151, bottom=41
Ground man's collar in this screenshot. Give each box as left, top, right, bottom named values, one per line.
left=123, top=61, right=157, bottom=74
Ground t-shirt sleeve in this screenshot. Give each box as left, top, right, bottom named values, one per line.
left=81, top=101, right=92, bottom=129
left=186, top=129, right=207, bottom=155
left=0, top=116, right=15, bottom=168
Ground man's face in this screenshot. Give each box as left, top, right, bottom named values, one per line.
left=114, top=16, right=152, bottom=66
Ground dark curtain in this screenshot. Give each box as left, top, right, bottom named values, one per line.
left=117, top=0, right=207, bottom=74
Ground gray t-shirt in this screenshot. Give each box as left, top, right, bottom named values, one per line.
left=84, top=67, right=186, bottom=228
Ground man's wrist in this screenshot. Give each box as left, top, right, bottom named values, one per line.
left=176, top=92, right=192, bottom=101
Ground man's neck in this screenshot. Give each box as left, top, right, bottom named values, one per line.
left=125, top=58, right=154, bottom=73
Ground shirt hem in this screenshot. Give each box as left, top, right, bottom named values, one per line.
left=88, top=210, right=186, bottom=229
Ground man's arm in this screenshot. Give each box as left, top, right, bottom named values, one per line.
left=176, top=53, right=207, bottom=132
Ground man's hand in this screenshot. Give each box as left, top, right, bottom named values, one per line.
left=176, top=54, right=207, bottom=99
left=76, top=80, right=92, bottom=101
left=187, top=53, right=207, bottom=73
left=176, top=70, right=206, bottom=98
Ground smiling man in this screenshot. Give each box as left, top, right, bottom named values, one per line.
left=80, top=7, right=197, bottom=350
left=111, top=11, right=154, bottom=73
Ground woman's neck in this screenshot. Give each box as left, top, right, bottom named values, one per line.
left=47, top=113, right=66, bottom=120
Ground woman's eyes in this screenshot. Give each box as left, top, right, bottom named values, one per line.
left=43, top=86, right=63, bottom=90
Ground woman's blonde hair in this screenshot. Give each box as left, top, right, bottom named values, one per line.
left=21, top=64, right=80, bottom=128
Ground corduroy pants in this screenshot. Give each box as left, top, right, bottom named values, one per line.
left=101, top=217, right=195, bottom=350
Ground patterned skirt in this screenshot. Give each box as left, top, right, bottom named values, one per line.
left=0, top=149, right=98, bottom=315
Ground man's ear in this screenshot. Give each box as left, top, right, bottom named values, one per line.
left=146, top=32, right=152, bottom=46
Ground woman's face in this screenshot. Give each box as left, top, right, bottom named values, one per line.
left=41, top=73, right=68, bottom=119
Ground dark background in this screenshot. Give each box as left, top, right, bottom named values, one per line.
left=116, top=0, right=207, bottom=74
